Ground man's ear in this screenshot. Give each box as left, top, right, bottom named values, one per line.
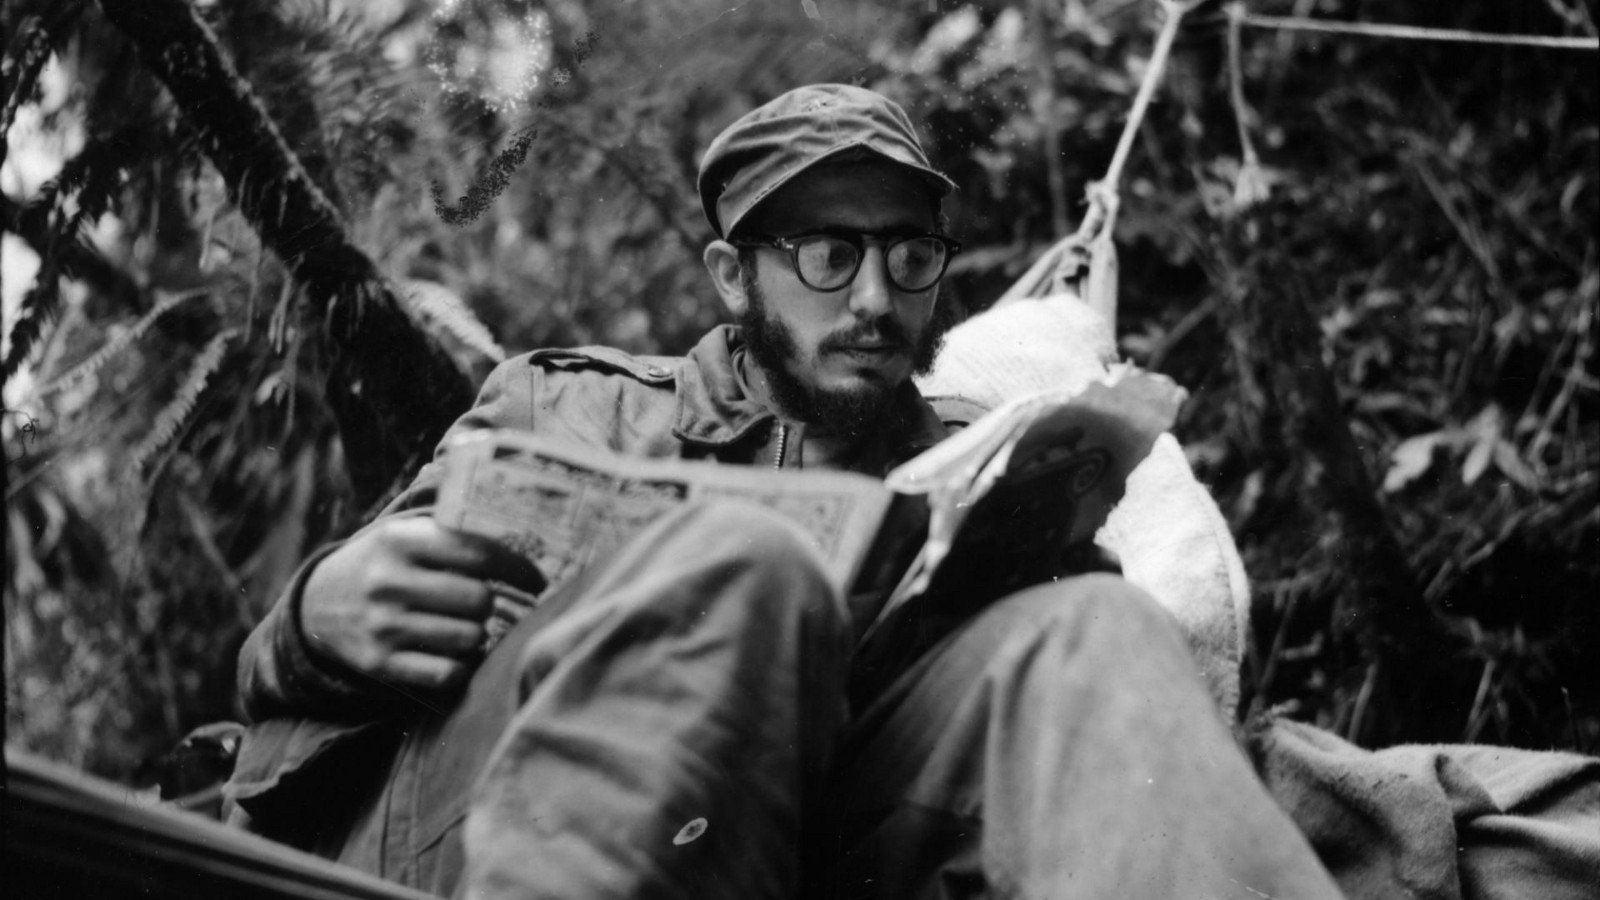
left=703, top=240, right=748, bottom=317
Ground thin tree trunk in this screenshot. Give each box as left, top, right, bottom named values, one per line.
left=1219, top=229, right=1439, bottom=745
left=96, top=0, right=474, bottom=505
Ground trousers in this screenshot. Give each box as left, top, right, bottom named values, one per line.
left=309, top=501, right=1341, bottom=898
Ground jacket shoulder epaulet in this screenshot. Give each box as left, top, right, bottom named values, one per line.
left=524, top=345, right=679, bottom=386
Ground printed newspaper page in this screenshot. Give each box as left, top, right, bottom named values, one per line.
left=434, top=435, right=898, bottom=597
left=435, top=366, right=1183, bottom=642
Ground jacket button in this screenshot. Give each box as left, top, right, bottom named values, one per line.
left=646, top=366, right=669, bottom=378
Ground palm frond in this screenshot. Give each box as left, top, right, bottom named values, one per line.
left=397, top=278, right=506, bottom=364
left=2, top=18, right=54, bottom=157
left=35, top=127, right=148, bottom=223
left=2, top=256, right=62, bottom=380
left=33, top=291, right=205, bottom=399
left=99, top=0, right=475, bottom=504
left=1, top=1, right=91, bottom=167
left=1, top=194, right=144, bottom=314
left=3, top=2, right=88, bottom=137
left=132, top=328, right=235, bottom=472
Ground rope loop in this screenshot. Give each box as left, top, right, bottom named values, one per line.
left=999, top=0, right=1595, bottom=327
left=1006, top=1, right=1189, bottom=314
left=1072, top=180, right=1118, bottom=246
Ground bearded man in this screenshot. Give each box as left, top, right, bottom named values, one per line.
left=225, top=84, right=1341, bottom=898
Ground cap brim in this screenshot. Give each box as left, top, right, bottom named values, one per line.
left=719, top=144, right=956, bottom=239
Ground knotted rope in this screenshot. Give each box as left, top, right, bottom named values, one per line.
left=1000, top=2, right=1597, bottom=323
left=998, top=0, right=1202, bottom=321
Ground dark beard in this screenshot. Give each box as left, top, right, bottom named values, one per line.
left=738, top=264, right=948, bottom=439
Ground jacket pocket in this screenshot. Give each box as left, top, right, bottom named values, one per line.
left=225, top=717, right=400, bottom=853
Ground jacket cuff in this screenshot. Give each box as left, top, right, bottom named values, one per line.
left=238, top=543, right=374, bottom=722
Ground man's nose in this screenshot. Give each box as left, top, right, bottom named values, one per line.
left=848, top=246, right=894, bottom=319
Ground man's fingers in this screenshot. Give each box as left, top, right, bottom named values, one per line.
left=389, top=611, right=487, bottom=656
left=386, top=569, right=495, bottom=618
left=389, top=518, right=546, bottom=595
left=384, top=517, right=486, bottom=568
left=380, top=651, right=471, bottom=692
left=475, top=539, right=547, bottom=595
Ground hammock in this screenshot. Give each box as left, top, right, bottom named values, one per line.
left=916, top=0, right=1254, bottom=713
left=922, top=1, right=1600, bottom=708
left=996, top=0, right=1598, bottom=320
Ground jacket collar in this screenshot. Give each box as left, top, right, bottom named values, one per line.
left=673, top=325, right=947, bottom=462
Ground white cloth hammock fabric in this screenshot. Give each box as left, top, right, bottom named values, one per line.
left=913, top=0, right=1250, bottom=713
left=917, top=264, right=1250, bottom=717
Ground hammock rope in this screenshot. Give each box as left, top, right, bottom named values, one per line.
left=1002, top=2, right=1598, bottom=324
left=998, top=0, right=1200, bottom=318
left=1239, top=14, right=1600, bottom=51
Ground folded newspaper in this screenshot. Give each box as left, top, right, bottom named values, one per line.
left=435, top=366, right=1184, bottom=643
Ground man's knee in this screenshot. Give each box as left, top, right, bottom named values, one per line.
left=548, top=499, right=849, bottom=649
left=659, top=500, right=841, bottom=611
left=676, top=501, right=829, bottom=569
left=944, top=574, right=1192, bottom=680
left=993, top=572, right=1178, bottom=634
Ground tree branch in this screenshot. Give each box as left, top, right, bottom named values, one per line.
left=96, top=0, right=475, bottom=504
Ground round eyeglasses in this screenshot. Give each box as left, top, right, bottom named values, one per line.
left=733, top=229, right=962, bottom=294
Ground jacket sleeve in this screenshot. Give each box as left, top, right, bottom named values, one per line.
left=235, top=356, right=547, bottom=722
left=235, top=541, right=372, bottom=722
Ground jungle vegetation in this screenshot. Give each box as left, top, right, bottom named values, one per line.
left=3, top=0, right=1596, bottom=785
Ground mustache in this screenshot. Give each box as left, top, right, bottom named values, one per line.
left=819, top=316, right=912, bottom=353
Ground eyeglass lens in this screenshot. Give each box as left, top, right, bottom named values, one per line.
left=793, top=235, right=948, bottom=292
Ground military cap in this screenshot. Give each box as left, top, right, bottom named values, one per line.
left=698, top=84, right=956, bottom=239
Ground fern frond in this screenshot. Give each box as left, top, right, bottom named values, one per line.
left=132, top=328, right=235, bottom=472
left=100, top=0, right=476, bottom=504
left=240, top=0, right=418, bottom=210
left=36, top=127, right=147, bottom=225
left=1, top=193, right=144, bottom=313
left=2, top=258, right=62, bottom=380
left=397, top=278, right=506, bottom=363
left=34, top=290, right=205, bottom=398
left=2, top=2, right=91, bottom=170
left=2, top=17, right=51, bottom=134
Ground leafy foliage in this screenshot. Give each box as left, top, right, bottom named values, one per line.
left=4, top=0, right=1596, bottom=783
left=34, top=290, right=202, bottom=399
left=131, top=327, right=236, bottom=470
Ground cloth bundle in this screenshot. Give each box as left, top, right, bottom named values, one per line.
left=918, top=288, right=1600, bottom=898
left=1255, top=717, right=1600, bottom=899
left=916, top=290, right=1250, bottom=715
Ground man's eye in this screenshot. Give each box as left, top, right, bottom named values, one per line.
left=898, top=241, right=934, bottom=267
left=802, top=238, right=856, bottom=273
left=827, top=240, right=860, bottom=271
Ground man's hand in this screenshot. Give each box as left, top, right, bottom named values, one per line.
left=300, top=517, right=543, bottom=691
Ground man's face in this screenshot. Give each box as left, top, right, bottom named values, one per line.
left=734, top=161, right=944, bottom=434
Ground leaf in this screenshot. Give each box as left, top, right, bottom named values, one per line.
left=1, top=257, right=60, bottom=380
left=397, top=278, right=507, bottom=364
left=132, top=329, right=235, bottom=472
left=1491, top=440, right=1539, bottom=491
left=1461, top=435, right=1493, bottom=485
left=34, top=290, right=203, bottom=398
left=1, top=14, right=58, bottom=149
left=1383, top=433, right=1440, bottom=493
left=1231, top=159, right=1274, bottom=211
left=1460, top=404, right=1503, bottom=486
